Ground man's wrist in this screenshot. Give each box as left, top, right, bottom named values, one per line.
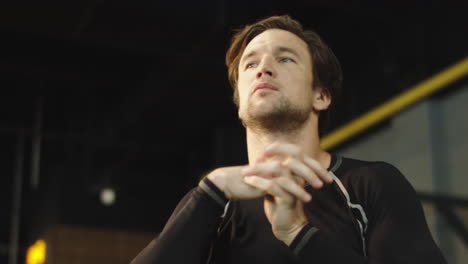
left=274, top=221, right=309, bottom=246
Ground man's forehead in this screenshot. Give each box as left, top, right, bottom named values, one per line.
left=241, top=29, right=308, bottom=58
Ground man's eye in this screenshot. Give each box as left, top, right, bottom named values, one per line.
left=279, top=57, right=294, bottom=63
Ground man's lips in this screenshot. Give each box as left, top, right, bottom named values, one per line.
left=252, top=83, right=278, bottom=94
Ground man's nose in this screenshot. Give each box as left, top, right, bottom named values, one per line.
left=256, top=57, right=275, bottom=79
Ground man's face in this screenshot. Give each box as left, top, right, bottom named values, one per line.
left=237, top=29, right=316, bottom=132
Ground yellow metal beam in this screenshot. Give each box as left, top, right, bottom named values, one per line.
left=321, top=57, right=468, bottom=150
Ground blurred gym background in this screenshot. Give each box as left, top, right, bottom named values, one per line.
left=1, top=1, right=467, bottom=263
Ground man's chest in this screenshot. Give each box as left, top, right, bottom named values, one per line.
left=212, top=187, right=364, bottom=263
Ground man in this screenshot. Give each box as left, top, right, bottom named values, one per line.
left=132, top=15, right=446, bottom=264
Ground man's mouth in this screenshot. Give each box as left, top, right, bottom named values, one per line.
left=253, top=83, right=278, bottom=94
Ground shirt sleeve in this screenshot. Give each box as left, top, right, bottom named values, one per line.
left=363, top=162, right=447, bottom=264
left=131, top=177, right=228, bottom=264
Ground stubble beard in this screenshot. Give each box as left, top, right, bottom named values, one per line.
left=240, top=95, right=313, bottom=135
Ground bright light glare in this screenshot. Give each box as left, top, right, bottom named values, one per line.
left=26, top=239, right=46, bottom=264
left=100, top=187, right=116, bottom=206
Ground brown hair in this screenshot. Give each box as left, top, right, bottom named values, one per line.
left=225, top=15, right=342, bottom=134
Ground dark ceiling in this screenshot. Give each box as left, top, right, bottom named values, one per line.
left=1, top=0, right=467, bottom=261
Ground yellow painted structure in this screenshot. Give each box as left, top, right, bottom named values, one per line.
left=321, top=57, right=468, bottom=150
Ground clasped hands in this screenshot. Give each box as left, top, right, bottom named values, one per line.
left=206, top=142, right=333, bottom=245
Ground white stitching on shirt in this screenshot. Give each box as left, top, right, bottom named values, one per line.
left=221, top=201, right=230, bottom=218
left=331, top=171, right=368, bottom=257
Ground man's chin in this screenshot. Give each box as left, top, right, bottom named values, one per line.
left=240, top=103, right=312, bottom=133
left=245, top=108, right=278, bottom=120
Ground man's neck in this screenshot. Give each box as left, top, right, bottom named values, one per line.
left=245, top=117, right=331, bottom=169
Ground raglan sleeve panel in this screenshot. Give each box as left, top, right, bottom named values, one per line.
left=364, top=162, right=447, bottom=264
left=131, top=177, right=228, bottom=264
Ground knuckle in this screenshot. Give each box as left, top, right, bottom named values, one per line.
left=278, top=176, right=293, bottom=187
left=276, top=177, right=287, bottom=185
left=264, top=180, right=273, bottom=189
left=291, top=147, right=301, bottom=156
left=265, top=182, right=275, bottom=192
left=308, top=157, right=320, bottom=167
left=272, top=162, right=282, bottom=171
left=282, top=157, right=294, bottom=166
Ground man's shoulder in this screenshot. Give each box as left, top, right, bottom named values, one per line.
left=334, top=154, right=407, bottom=186
left=336, top=155, right=399, bottom=174
left=333, top=155, right=416, bottom=212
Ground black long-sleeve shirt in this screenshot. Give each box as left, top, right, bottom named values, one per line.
left=132, top=154, right=447, bottom=264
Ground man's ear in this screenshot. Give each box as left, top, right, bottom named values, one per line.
left=312, top=87, right=331, bottom=111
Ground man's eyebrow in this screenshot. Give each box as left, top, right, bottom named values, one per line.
left=240, top=51, right=257, bottom=63
left=275, top=46, right=301, bottom=58
left=240, top=46, right=301, bottom=63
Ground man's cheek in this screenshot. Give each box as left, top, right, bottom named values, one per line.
left=237, top=87, right=249, bottom=105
